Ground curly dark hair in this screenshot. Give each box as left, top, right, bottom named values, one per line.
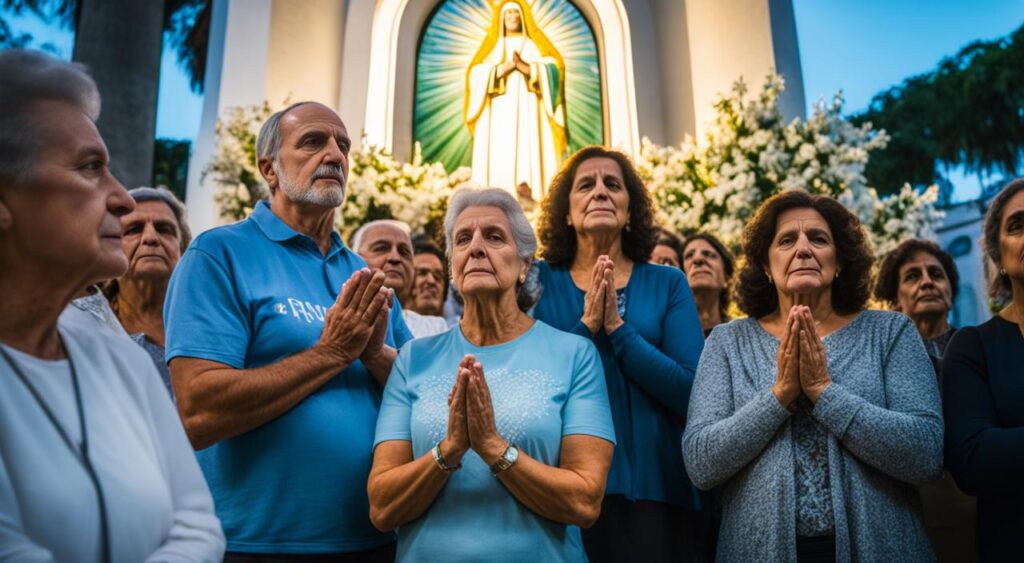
left=874, top=238, right=959, bottom=307
left=735, top=190, right=875, bottom=318
left=682, top=232, right=735, bottom=319
left=655, top=227, right=685, bottom=266
left=538, top=146, right=658, bottom=266
left=983, top=177, right=1024, bottom=301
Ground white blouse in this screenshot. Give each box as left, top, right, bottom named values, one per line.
left=0, top=310, right=224, bottom=562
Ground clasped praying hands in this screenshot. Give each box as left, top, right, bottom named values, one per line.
left=772, top=305, right=833, bottom=409
left=439, top=354, right=509, bottom=467
left=581, top=255, right=624, bottom=335
left=316, top=268, right=393, bottom=366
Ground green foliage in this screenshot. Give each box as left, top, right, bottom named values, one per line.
left=152, top=138, right=190, bottom=201
left=853, top=23, right=1024, bottom=196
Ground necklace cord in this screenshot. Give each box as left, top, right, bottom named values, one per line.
left=0, top=344, right=111, bottom=563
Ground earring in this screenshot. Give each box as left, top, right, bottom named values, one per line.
left=835, top=271, right=840, bottom=280
left=767, top=275, right=774, bottom=285
left=1000, top=268, right=1007, bottom=276
left=624, top=223, right=631, bottom=233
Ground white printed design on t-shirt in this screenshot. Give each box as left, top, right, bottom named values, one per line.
left=414, top=367, right=561, bottom=446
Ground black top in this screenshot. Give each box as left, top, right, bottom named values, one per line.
left=942, top=315, right=1024, bottom=561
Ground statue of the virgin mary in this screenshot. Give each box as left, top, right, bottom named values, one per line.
left=465, top=0, right=567, bottom=201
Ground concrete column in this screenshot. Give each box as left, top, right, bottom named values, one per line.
left=185, top=0, right=273, bottom=235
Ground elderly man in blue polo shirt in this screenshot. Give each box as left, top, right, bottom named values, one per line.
left=164, top=101, right=413, bottom=561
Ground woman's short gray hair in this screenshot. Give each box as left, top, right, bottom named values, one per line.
left=443, top=188, right=542, bottom=311
left=0, top=49, right=101, bottom=184
left=129, top=187, right=192, bottom=253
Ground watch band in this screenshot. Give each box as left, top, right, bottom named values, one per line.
left=431, top=443, right=461, bottom=472
left=490, top=443, right=519, bottom=476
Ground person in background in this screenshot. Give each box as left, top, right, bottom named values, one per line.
left=353, top=219, right=449, bottom=338
left=533, top=146, right=707, bottom=562
left=164, top=101, right=411, bottom=561
left=681, top=233, right=735, bottom=338
left=103, top=186, right=191, bottom=398
left=0, top=48, right=224, bottom=562
left=683, top=190, right=942, bottom=562
left=369, top=188, right=615, bottom=561
left=66, top=284, right=128, bottom=335
left=874, top=238, right=959, bottom=371
left=944, top=178, right=1024, bottom=562
left=411, top=236, right=457, bottom=325
left=650, top=227, right=684, bottom=268
left=873, top=241, right=974, bottom=561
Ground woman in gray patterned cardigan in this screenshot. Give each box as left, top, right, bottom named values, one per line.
left=683, top=191, right=943, bottom=563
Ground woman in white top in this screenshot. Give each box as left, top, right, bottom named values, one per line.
left=0, top=49, right=224, bottom=562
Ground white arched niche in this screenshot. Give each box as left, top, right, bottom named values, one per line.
left=361, top=0, right=641, bottom=160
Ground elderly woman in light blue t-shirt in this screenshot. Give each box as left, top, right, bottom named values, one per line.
left=369, top=188, right=616, bottom=562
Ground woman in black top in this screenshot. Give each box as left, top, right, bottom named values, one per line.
left=943, top=178, right=1024, bottom=562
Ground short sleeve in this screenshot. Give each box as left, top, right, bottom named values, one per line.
left=373, top=344, right=414, bottom=447
left=561, top=340, right=616, bottom=444
left=164, top=248, right=250, bottom=368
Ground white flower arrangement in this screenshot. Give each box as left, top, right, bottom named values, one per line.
left=203, top=101, right=472, bottom=238
left=208, top=86, right=943, bottom=261
left=638, top=75, right=944, bottom=257
left=204, top=101, right=274, bottom=222
left=338, top=142, right=473, bottom=239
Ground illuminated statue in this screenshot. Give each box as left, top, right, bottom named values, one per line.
left=465, top=0, right=567, bottom=201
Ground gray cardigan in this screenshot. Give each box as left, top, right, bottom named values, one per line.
left=682, top=311, right=942, bottom=562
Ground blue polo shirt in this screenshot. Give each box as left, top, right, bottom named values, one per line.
left=164, top=200, right=413, bottom=554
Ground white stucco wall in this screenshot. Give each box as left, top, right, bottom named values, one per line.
left=186, top=0, right=804, bottom=234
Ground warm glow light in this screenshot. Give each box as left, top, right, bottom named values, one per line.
left=364, top=0, right=640, bottom=157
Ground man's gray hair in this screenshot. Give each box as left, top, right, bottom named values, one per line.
left=443, top=188, right=542, bottom=311
left=0, top=49, right=101, bottom=184
left=256, top=101, right=316, bottom=164
left=350, top=219, right=412, bottom=253
left=129, top=187, right=193, bottom=253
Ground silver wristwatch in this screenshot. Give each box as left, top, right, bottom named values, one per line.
left=431, top=443, right=461, bottom=472
left=490, top=443, right=519, bottom=476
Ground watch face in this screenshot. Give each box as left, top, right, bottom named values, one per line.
left=505, top=445, right=519, bottom=463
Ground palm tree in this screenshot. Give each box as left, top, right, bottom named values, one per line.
left=3, top=0, right=210, bottom=190
left=72, top=0, right=164, bottom=190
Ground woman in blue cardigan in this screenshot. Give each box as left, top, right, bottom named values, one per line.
left=533, top=146, right=707, bottom=562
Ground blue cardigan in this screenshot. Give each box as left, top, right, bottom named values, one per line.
left=532, top=261, right=704, bottom=507
left=683, top=312, right=942, bottom=562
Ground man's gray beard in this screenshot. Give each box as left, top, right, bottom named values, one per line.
left=275, top=162, right=346, bottom=207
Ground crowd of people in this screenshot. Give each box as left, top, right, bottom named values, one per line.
left=1, top=49, right=1023, bottom=563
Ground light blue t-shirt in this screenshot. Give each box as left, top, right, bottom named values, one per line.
left=374, top=321, right=615, bottom=562
left=164, top=201, right=413, bottom=554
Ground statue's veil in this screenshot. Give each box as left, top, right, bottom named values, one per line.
left=463, top=0, right=567, bottom=155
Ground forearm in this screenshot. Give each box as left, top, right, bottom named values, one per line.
left=172, top=346, right=351, bottom=450
left=362, top=345, right=397, bottom=388
left=682, top=388, right=792, bottom=490
left=495, top=453, right=606, bottom=528
left=147, top=372, right=226, bottom=561
left=947, top=427, right=1024, bottom=495
left=609, top=324, right=697, bottom=416
left=813, top=383, right=943, bottom=484
left=368, top=448, right=452, bottom=531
